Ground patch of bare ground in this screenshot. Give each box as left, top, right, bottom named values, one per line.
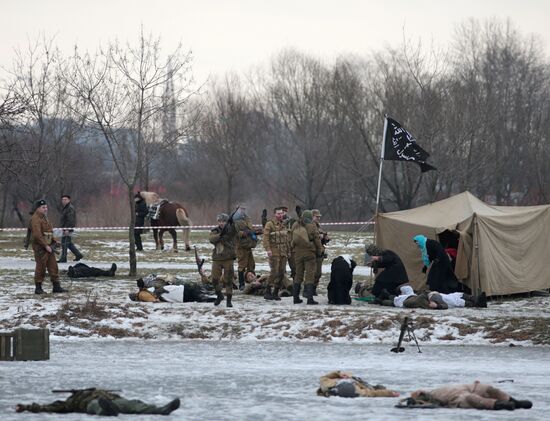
left=451, top=322, right=482, bottom=336
left=484, top=317, right=550, bottom=345
left=53, top=293, right=110, bottom=322
left=438, top=333, right=457, bottom=341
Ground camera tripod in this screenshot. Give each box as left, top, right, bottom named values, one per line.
left=390, top=316, right=422, bottom=353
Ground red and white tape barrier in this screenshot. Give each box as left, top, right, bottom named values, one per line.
left=0, top=221, right=375, bottom=232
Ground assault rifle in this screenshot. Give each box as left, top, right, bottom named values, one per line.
left=52, top=387, right=121, bottom=394
left=194, top=246, right=205, bottom=273
left=219, top=206, right=240, bottom=238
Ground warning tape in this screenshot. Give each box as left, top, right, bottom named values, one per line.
left=0, top=221, right=375, bottom=232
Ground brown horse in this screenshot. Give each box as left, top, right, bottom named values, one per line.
left=139, top=191, right=192, bottom=252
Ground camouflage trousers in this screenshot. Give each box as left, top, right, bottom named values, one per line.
left=236, top=247, right=255, bottom=273
left=32, top=245, right=59, bottom=283
left=294, top=254, right=316, bottom=286
left=20, top=398, right=164, bottom=415
left=314, top=256, right=324, bottom=287
left=212, top=258, right=235, bottom=295
left=268, top=255, right=287, bottom=289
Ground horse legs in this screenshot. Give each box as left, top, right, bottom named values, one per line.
left=168, top=228, right=178, bottom=253
left=158, top=229, right=165, bottom=251
left=152, top=228, right=161, bottom=250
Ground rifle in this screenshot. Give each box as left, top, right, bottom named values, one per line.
left=194, top=246, right=205, bottom=273
left=391, top=317, right=409, bottom=353
left=220, top=206, right=240, bottom=238
left=261, top=209, right=268, bottom=228
left=52, top=387, right=121, bottom=394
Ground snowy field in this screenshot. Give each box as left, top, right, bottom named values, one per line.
left=0, top=341, right=549, bottom=420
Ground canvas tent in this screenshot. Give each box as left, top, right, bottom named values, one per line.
left=375, top=191, right=550, bottom=296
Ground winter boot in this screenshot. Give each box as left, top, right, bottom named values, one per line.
left=510, top=398, right=532, bottom=409
left=293, top=282, right=303, bottom=304
left=475, top=291, right=488, bottom=308
left=494, top=400, right=516, bottom=410
left=73, top=253, right=83, bottom=262
left=108, top=263, right=117, bottom=277
left=264, top=285, right=274, bottom=300
left=34, top=282, right=46, bottom=295
left=214, top=291, right=224, bottom=306
left=52, top=281, right=68, bottom=293
left=305, top=284, right=318, bottom=305
left=226, top=294, right=233, bottom=308
left=463, top=294, right=475, bottom=307
left=312, top=285, right=318, bottom=296
left=238, top=271, right=245, bottom=291
left=272, top=287, right=281, bottom=301
left=155, top=398, right=181, bottom=415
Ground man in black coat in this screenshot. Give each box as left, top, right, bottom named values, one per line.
left=58, top=195, right=83, bottom=263
left=327, top=255, right=357, bottom=304
left=366, top=244, right=410, bottom=298
left=134, top=192, right=149, bottom=251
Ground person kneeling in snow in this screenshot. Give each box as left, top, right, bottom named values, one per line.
left=317, top=371, right=399, bottom=398
left=398, top=381, right=532, bottom=410
left=128, top=274, right=216, bottom=303
left=327, top=255, right=357, bottom=305
left=67, top=263, right=117, bottom=278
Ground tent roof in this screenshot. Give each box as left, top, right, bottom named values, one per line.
left=379, top=191, right=546, bottom=230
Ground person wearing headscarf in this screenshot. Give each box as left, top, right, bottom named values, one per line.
left=413, top=235, right=461, bottom=294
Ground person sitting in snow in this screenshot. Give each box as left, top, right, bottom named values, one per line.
left=317, top=371, right=399, bottom=398
left=327, top=255, right=357, bottom=305
left=397, top=381, right=532, bottom=410
left=128, top=274, right=216, bottom=303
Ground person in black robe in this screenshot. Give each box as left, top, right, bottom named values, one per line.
left=365, top=244, right=410, bottom=298
left=327, top=255, right=356, bottom=304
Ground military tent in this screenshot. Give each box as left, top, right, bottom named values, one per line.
left=375, top=191, right=550, bottom=296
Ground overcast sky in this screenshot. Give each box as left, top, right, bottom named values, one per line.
left=2, top=0, right=549, bottom=84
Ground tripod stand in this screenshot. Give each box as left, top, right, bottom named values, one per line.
left=390, top=316, right=422, bottom=353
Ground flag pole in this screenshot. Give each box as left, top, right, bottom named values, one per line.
left=375, top=115, right=388, bottom=216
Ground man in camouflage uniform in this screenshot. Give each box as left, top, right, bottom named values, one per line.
left=209, top=213, right=238, bottom=307
left=16, top=388, right=180, bottom=416
left=30, top=199, right=67, bottom=294
left=290, top=210, right=323, bottom=305
left=262, top=207, right=289, bottom=301
left=233, top=206, right=260, bottom=290
left=58, top=194, right=83, bottom=263
left=312, top=209, right=329, bottom=296
left=242, top=270, right=292, bottom=297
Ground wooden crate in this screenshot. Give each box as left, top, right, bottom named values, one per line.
left=0, top=328, right=49, bottom=361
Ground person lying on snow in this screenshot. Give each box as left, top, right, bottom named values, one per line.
left=317, top=371, right=399, bottom=398
left=427, top=291, right=487, bottom=308
left=242, top=270, right=292, bottom=297
left=376, top=285, right=487, bottom=309
left=67, top=263, right=117, bottom=278
left=128, top=274, right=216, bottom=303
left=397, top=381, right=532, bottom=410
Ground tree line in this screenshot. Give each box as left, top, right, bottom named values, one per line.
left=1, top=18, right=550, bottom=230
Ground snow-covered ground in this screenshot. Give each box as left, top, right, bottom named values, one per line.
left=0, top=341, right=548, bottom=420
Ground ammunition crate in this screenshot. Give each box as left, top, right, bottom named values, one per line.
left=0, top=328, right=50, bottom=361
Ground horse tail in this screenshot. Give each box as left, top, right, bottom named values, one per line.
left=176, top=208, right=191, bottom=247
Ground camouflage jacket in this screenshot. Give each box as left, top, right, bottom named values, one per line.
left=209, top=224, right=237, bottom=261
left=262, top=218, right=289, bottom=257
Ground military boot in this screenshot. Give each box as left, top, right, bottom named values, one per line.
left=155, top=398, right=181, bottom=415
left=238, top=271, right=245, bottom=291
left=312, top=285, right=318, bottom=296
left=35, top=282, right=46, bottom=295
left=462, top=294, right=475, bottom=307
left=272, top=287, right=281, bottom=301
left=475, top=292, right=488, bottom=308
left=305, top=284, right=318, bottom=305
left=97, top=398, right=119, bottom=416
left=52, top=281, right=68, bottom=293
left=226, top=294, right=233, bottom=308
left=510, top=398, right=532, bottom=409
left=264, top=285, right=274, bottom=300
left=293, top=282, right=303, bottom=304
left=214, top=291, right=224, bottom=306
left=108, top=263, right=117, bottom=277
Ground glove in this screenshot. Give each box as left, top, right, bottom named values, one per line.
left=422, top=266, right=427, bottom=274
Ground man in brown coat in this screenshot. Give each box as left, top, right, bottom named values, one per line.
left=403, top=381, right=532, bottom=410
left=262, top=207, right=289, bottom=301
left=30, top=199, right=67, bottom=294
left=209, top=213, right=238, bottom=307
left=290, top=210, right=323, bottom=305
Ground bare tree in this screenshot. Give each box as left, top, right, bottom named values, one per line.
left=65, top=29, right=198, bottom=275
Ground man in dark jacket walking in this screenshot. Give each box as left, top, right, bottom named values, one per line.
left=134, top=192, right=149, bottom=251
left=58, top=195, right=83, bottom=263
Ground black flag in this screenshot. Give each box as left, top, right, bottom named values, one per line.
left=384, top=117, right=436, bottom=172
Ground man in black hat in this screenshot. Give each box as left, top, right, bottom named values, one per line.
left=30, top=199, right=68, bottom=294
